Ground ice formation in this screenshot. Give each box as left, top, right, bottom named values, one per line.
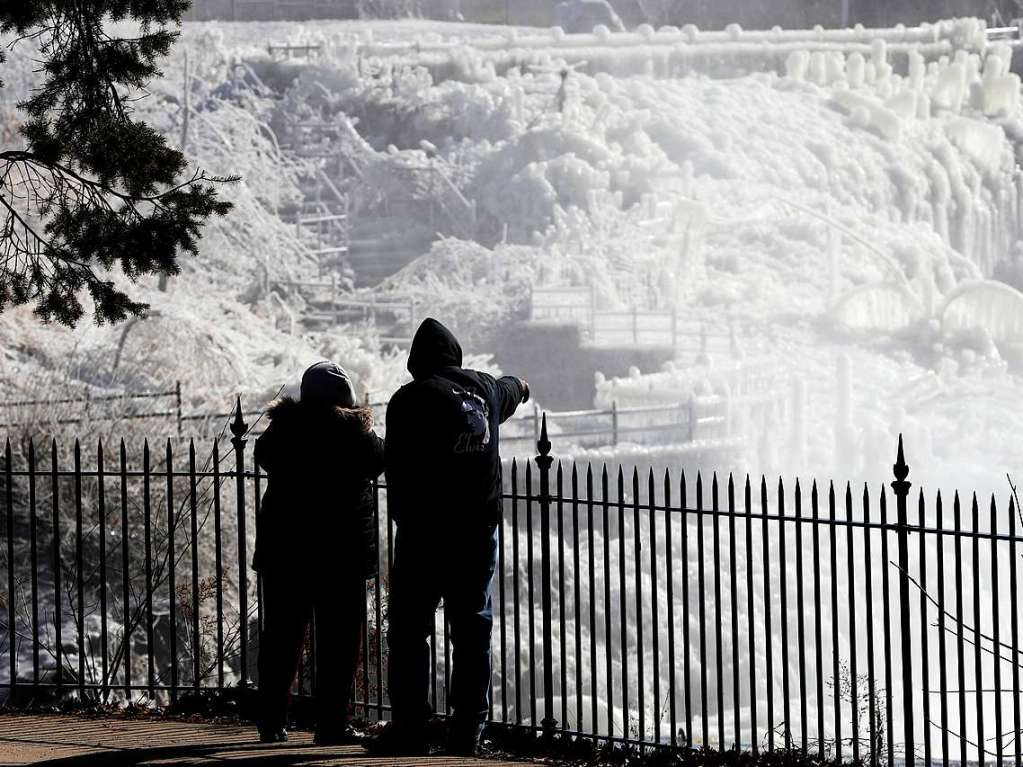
left=5, top=17, right=1023, bottom=753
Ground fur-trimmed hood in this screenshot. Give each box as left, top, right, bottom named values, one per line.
left=265, top=397, right=373, bottom=433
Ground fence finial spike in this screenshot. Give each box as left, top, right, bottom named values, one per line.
left=893, top=433, right=910, bottom=482
left=230, top=396, right=247, bottom=440
left=537, top=412, right=551, bottom=457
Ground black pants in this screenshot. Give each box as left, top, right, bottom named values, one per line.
left=257, top=569, right=367, bottom=731
left=387, top=524, right=498, bottom=730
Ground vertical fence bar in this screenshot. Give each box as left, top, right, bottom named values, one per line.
left=212, top=442, right=224, bottom=690
left=143, top=441, right=154, bottom=696
left=778, top=478, right=791, bottom=749
left=712, top=475, right=724, bottom=749
left=681, top=470, right=692, bottom=748
left=166, top=440, right=177, bottom=700
left=665, top=469, right=676, bottom=746
left=1009, top=497, right=1021, bottom=767
left=443, top=609, right=452, bottom=711
left=811, top=482, right=824, bottom=755
left=971, top=494, right=985, bottom=766
left=727, top=476, right=739, bottom=749
left=29, top=441, right=39, bottom=687
left=828, top=482, right=841, bottom=762
left=373, top=482, right=383, bottom=719
left=572, top=466, right=583, bottom=733
left=254, top=467, right=264, bottom=681
left=498, top=470, right=508, bottom=723
left=760, top=477, right=774, bottom=750
left=119, top=441, right=131, bottom=697
left=846, top=484, right=859, bottom=762
left=936, top=493, right=949, bottom=767
left=617, top=467, right=628, bottom=742
left=698, top=473, right=708, bottom=746
left=188, top=442, right=200, bottom=691
left=745, top=477, right=758, bottom=754
left=953, top=492, right=967, bottom=767
left=74, top=441, right=85, bottom=699
left=51, top=440, right=62, bottom=691
left=4, top=439, right=14, bottom=690
left=633, top=468, right=644, bottom=744
left=526, top=460, right=536, bottom=726
left=587, top=466, right=598, bottom=739
left=511, top=459, right=521, bottom=725
left=231, top=400, right=249, bottom=689
left=603, top=465, right=614, bottom=740
left=864, top=485, right=879, bottom=767
left=880, top=489, right=895, bottom=766
left=557, top=462, right=567, bottom=732
left=891, top=438, right=914, bottom=767
left=97, top=441, right=109, bottom=696
left=794, top=480, right=807, bottom=755
left=989, top=496, right=1002, bottom=766
left=919, top=492, right=932, bottom=767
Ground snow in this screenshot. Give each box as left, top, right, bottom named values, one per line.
left=5, top=15, right=1023, bottom=752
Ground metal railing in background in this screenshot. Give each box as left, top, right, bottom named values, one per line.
left=2, top=406, right=1021, bottom=766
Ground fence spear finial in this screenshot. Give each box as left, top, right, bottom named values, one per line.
left=537, top=412, right=551, bottom=458
left=893, top=433, right=910, bottom=483
left=230, top=396, right=247, bottom=440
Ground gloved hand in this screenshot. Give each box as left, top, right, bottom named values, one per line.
left=520, top=379, right=530, bottom=403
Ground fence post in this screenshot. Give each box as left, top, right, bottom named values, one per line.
left=534, top=414, right=557, bottom=737
left=533, top=404, right=541, bottom=445
left=230, top=398, right=250, bottom=688
left=688, top=394, right=697, bottom=442
left=175, top=381, right=183, bottom=437
left=891, top=435, right=914, bottom=767
left=611, top=401, right=619, bottom=446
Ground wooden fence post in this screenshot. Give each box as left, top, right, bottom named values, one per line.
left=611, top=401, right=619, bottom=446
left=891, top=435, right=915, bottom=767
left=231, top=399, right=250, bottom=688
left=175, top=381, right=183, bottom=437
left=534, top=414, right=557, bottom=737
left=688, top=394, right=697, bottom=442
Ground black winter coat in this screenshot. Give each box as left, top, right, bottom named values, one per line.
left=385, top=319, right=525, bottom=527
left=252, top=398, right=384, bottom=579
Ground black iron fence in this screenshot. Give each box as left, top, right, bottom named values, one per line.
left=1, top=405, right=1021, bottom=767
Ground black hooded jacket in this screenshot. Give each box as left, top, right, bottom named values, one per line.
left=253, top=398, right=384, bottom=577
left=385, top=319, right=525, bottom=527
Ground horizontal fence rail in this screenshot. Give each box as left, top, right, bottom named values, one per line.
left=1, top=407, right=1021, bottom=766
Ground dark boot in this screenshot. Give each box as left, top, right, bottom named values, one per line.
left=364, top=721, right=430, bottom=756
left=257, top=725, right=288, bottom=744
left=444, top=720, right=485, bottom=757
left=314, top=722, right=364, bottom=746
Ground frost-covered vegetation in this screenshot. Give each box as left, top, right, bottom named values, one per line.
left=7, top=16, right=1023, bottom=762
left=5, top=16, right=1023, bottom=493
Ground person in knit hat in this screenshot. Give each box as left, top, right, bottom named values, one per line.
left=253, top=361, right=383, bottom=745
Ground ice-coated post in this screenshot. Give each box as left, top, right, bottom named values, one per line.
left=231, top=398, right=250, bottom=688
left=535, top=414, right=557, bottom=736
left=891, top=435, right=914, bottom=767
left=175, top=380, right=183, bottom=437
left=611, top=401, right=619, bottom=446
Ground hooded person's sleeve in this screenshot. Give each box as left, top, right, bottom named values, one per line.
left=361, top=430, right=385, bottom=479
left=253, top=422, right=279, bottom=474
left=384, top=389, right=410, bottom=513
left=479, top=373, right=525, bottom=423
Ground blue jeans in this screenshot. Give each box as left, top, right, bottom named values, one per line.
left=387, top=523, right=498, bottom=728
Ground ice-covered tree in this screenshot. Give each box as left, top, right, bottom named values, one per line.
left=0, top=1, right=234, bottom=326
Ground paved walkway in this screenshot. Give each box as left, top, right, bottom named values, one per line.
left=0, top=714, right=530, bottom=766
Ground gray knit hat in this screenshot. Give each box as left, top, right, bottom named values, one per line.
left=300, top=361, right=357, bottom=408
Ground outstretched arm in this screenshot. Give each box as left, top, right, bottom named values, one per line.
left=493, top=375, right=529, bottom=423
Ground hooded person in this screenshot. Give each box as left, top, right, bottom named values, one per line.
left=252, top=361, right=384, bottom=745
left=370, top=318, right=529, bottom=757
